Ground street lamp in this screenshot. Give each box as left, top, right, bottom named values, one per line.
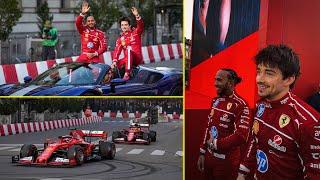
left=9, top=38, right=12, bottom=64
left=153, top=0, right=161, bottom=45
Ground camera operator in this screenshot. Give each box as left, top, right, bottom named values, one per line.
left=41, top=20, right=58, bottom=61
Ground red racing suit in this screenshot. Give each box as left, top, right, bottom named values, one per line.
left=200, top=91, right=252, bottom=179
left=75, top=14, right=107, bottom=63
left=239, top=92, right=320, bottom=179
left=112, top=17, right=144, bottom=73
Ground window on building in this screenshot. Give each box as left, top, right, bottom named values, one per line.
left=18, top=0, right=22, bottom=10
left=60, top=0, right=72, bottom=12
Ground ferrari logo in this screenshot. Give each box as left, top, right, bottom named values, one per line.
left=253, top=120, right=259, bottom=135
left=279, top=114, right=290, bottom=128
left=227, top=103, right=232, bottom=110
left=85, top=33, right=88, bottom=38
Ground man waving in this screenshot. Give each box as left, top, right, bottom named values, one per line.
left=111, top=7, right=144, bottom=80
left=76, top=1, right=107, bottom=63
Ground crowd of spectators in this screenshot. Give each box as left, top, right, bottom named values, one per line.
left=85, top=99, right=183, bottom=114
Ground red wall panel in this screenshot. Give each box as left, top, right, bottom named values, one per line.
left=267, top=0, right=320, bottom=99
left=186, top=32, right=259, bottom=109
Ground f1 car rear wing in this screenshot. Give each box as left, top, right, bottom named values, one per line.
left=129, top=120, right=150, bottom=128
left=81, top=130, right=107, bottom=137
left=69, top=129, right=107, bottom=139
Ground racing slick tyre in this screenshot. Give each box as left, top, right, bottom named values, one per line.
left=112, top=131, right=122, bottom=142
left=149, top=131, right=157, bottom=142
left=99, top=141, right=116, bottom=160
left=20, top=144, right=38, bottom=161
left=143, top=132, right=151, bottom=145
left=67, top=145, right=84, bottom=165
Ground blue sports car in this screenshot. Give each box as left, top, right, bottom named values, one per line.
left=0, top=62, right=182, bottom=96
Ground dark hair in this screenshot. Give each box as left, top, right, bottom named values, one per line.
left=119, top=17, right=131, bottom=26
left=221, top=68, right=242, bottom=86
left=255, top=44, right=301, bottom=89
left=85, top=15, right=95, bottom=21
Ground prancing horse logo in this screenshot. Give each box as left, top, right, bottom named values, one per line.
left=279, top=114, right=291, bottom=128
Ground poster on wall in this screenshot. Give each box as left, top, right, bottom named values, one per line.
left=191, top=0, right=261, bottom=67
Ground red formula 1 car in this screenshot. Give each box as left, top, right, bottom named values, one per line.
left=12, top=129, right=116, bottom=166
left=112, top=118, right=157, bottom=145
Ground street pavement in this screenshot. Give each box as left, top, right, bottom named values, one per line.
left=0, top=118, right=182, bottom=180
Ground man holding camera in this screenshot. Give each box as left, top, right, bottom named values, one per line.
left=41, top=20, right=58, bottom=61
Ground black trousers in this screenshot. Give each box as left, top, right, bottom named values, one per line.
left=42, top=46, right=55, bottom=60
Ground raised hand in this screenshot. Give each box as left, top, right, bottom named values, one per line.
left=81, top=1, right=90, bottom=15
left=131, top=7, right=139, bottom=17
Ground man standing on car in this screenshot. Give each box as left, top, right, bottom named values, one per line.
left=76, top=1, right=107, bottom=63
left=111, top=7, right=144, bottom=81
left=197, top=68, right=252, bottom=180
left=237, top=45, right=320, bottom=179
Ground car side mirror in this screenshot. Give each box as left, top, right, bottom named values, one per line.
left=24, top=76, right=32, bottom=83
left=110, top=78, right=126, bottom=93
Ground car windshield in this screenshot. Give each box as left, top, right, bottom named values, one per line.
left=30, top=63, right=107, bottom=86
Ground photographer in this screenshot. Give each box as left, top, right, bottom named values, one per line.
left=41, top=20, right=58, bottom=61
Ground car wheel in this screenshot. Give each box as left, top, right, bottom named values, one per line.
left=112, top=131, right=122, bottom=142
left=99, top=141, right=116, bottom=160
left=67, top=145, right=84, bottom=165
left=143, top=133, right=151, bottom=145
left=149, top=131, right=157, bottom=142
left=20, top=144, right=37, bottom=161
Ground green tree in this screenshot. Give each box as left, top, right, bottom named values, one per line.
left=122, top=0, right=155, bottom=30
left=36, top=0, right=53, bottom=37
left=75, top=0, right=121, bottom=32
left=29, top=99, right=49, bottom=113
left=0, top=0, right=22, bottom=41
left=0, top=99, right=18, bottom=115
left=68, top=99, right=83, bottom=113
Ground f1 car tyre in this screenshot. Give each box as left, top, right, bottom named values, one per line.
left=99, top=141, right=116, bottom=159
left=143, top=132, right=151, bottom=145
left=67, top=145, right=84, bottom=165
left=112, top=131, right=122, bottom=142
left=149, top=131, right=157, bottom=142
left=20, top=144, right=37, bottom=160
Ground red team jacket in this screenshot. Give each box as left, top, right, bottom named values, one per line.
left=200, top=92, right=252, bottom=165
left=76, top=15, right=107, bottom=63
left=112, top=18, right=144, bottom=63
left=239, top=92, right=320, bottom=179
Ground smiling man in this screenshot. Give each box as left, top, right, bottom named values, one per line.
left=75, top=1, right=107, bottom=63
left=197, top=68, right=252, bottom=180
left=237, top=45, right=320, bottom=179
left=111, top=7, right=144, bottom=81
